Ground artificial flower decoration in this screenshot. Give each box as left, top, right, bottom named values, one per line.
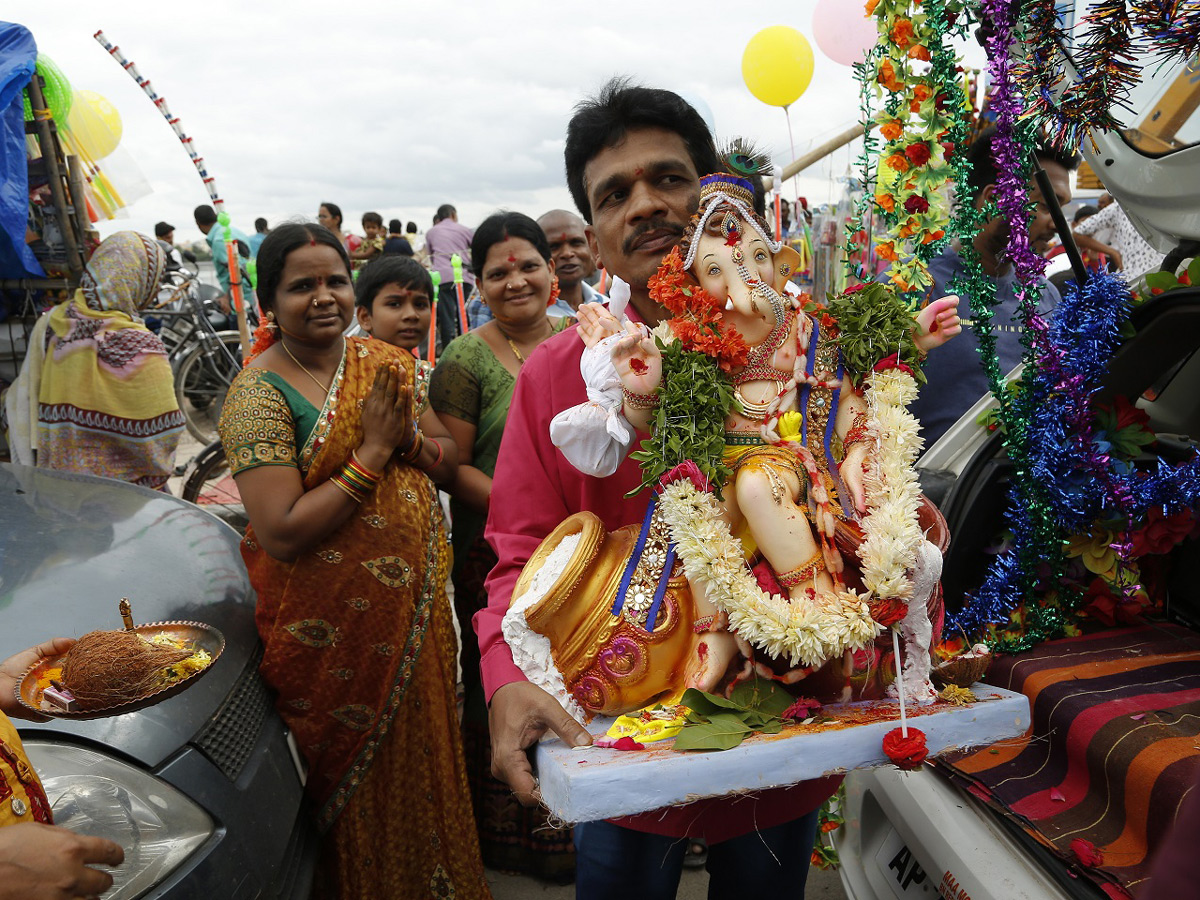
left=855, top=0, right=970, bottom=300
left=1069, top=838, right=1105, bottom=868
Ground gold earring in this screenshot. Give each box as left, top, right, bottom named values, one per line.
left=265, top=310, right=277, bottom=331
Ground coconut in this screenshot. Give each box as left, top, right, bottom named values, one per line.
left=60, top=630, right=191, bottom=711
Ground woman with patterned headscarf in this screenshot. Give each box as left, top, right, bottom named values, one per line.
left=3, top=231, right=185, bottom=489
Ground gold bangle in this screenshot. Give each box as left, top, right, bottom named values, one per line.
left=349, top=450, right=383, bottom=481
left=777, top=551, right=825, bottom=589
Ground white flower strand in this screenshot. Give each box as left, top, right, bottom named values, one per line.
left=655, top=367, right=925, bottom=670
left=857, top=368, right=925, bottom=606
left=656, top=479, right=880, bottom=668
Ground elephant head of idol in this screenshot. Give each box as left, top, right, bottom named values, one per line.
left=678, top=172, right=801, bottom=326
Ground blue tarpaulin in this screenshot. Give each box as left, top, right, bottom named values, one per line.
left=0, top=22, right=43, bottom=280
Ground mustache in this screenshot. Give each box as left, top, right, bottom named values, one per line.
left=622, top=219, right=684, bottom=255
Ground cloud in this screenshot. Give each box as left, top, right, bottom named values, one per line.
left=16, top=1, right=985, bottom=243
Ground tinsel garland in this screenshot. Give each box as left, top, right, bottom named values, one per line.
left=845, top=50, right=883, bottom=284
left=951, top=266, right=1200, bottom=649
left=1015, top=0, right=1200, bottom=151
left=943, top=0, right=1070, bottom=649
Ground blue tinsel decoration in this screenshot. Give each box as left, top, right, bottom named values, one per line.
left=948, top=267, right=1200, bottom=646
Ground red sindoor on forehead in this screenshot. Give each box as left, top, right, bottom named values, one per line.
left=557, top=233, right=570, bottom=244
left=634, top=167, right=645, bottom=176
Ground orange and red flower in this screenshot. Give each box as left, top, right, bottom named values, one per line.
left=889, top=18, right=915, bottom=48
left=905, top=142, right=932, bottom=166
left=877, top=59, right=904, bottom=93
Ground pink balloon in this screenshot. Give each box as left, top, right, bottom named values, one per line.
left=812, top=0, right=878, bottom=67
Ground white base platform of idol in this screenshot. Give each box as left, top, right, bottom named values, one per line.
left=534, top=683, right=1029, bottom=823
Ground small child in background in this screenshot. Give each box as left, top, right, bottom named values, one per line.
left=352, top=211, right=387, bottom=269
left=355, top=255, right=434, bottom=357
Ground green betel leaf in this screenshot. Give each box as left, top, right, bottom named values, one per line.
left=824, top=282, right=925, bottom=385
left=673, top=712, right=752, bottom=752
left=1188, top=256, right=1200, bottom=287
left=1144, top=270, right=1178, bottom=291
left=680, top=687, right=745, bottom=718
left=728, top=676, right=795, bottom=717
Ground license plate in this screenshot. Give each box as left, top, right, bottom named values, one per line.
left=873, top=827, right=939, bottom=900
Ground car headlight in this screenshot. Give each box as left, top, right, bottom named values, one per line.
left=24, top=741, right=214, bottom=900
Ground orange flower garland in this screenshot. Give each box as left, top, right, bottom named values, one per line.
left=648, top=247, right=749, bottom=373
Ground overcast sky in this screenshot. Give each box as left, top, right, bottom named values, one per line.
left=18, top=1, right=986, bottom=247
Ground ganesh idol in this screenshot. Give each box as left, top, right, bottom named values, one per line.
left=502, top=168, right=961, bottom=723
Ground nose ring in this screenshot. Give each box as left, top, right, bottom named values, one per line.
left=312, top=298, right=320, bottom=307
left=506, top=283, right=514, bottom=290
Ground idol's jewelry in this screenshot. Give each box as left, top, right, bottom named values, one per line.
left=281, top=341, right=332, bottom=394
left=776, top=551, right=825, bottom=589
left=622, top=386, right=661, bottom=410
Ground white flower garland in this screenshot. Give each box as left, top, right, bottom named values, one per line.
left=655, top=367, right=926, bottom=669
left=657, top=478, right=880, bottom=668
left=858, top=368, right=925, bottom=607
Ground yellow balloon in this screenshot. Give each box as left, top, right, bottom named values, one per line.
left=65, top=89, right=122, bottom=161
left=742, top=26, right=815, bottom=108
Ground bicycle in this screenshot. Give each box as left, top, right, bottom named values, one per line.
left=180, top=438, right=248, bottom=533
left=151, top=261, right=253, bottom=444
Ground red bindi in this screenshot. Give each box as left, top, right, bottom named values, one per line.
left=634, top=167, right=644, bottom=176
left=630, top=359, right=649, bottom=375
left=309, top=237, right=317, bottom=246
left=507, top=254, right=517, bottom=263
left=557, top=233, right=569, bottom=244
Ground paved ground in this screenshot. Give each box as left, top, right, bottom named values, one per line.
left=487, top=862, right=849, bottom=898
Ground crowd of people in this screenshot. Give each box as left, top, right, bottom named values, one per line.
left=0, top=74, right=1189, bottom=900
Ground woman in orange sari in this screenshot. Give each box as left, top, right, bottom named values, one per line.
left=217, top=223, right=489, bottom=899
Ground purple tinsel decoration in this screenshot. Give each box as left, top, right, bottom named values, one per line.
left=979, top=1, right=1050, bottom=296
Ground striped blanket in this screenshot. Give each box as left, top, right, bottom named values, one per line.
left=939, top=624, right=1200, bottom=898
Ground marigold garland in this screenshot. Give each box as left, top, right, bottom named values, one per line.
left=648, top=247, right=749, bottom=372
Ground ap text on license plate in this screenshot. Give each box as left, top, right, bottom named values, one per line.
left=873, top=827, right=938, bottom=900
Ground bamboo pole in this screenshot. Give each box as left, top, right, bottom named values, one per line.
left=27, top=76, right=84, bottom=279
left=779, top=124, right=866, bottom=182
